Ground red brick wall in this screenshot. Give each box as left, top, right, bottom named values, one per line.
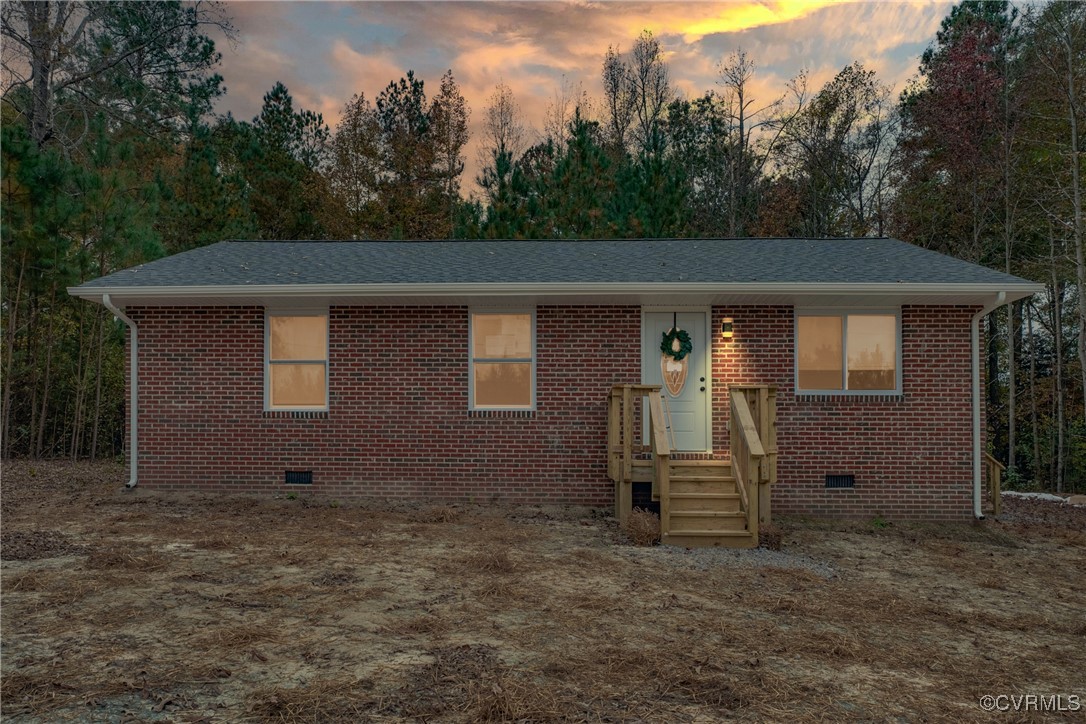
left=126, top=303, right=979, bottom=518
left=127, top=306, right=639, bottom=504
left=711, top=305, right=979, bottom=520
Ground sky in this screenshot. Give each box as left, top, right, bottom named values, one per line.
left=213, top=1, right=954, bottom=189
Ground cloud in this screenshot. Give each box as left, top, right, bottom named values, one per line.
left=215, top=0, right=953, bottom=193
left=322, top=40, right=409, bottom=119
left=676, top=0, right=843, bottom=42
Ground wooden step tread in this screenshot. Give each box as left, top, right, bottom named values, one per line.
left=662, top=531, right=757, bottom=548
left=663, top=530, right=752, bottom=537
left=634, top=459, right=729, bottom=467
left=669, top=510, right=746, bottom=518
left=669, top=493, right=740, bottom=499
left=669, top=477, right=736, bottom=484
left=668, top=475, right=738, bottom=481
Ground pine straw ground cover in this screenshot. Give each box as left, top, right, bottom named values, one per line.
left=1, top=462, right=1083, bottom=722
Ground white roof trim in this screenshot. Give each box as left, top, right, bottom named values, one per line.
left=68, top=280, right=1042, bottom=303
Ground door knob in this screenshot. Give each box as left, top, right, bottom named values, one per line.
left=699, top=377, right=705, bottom=382
left=700, top=386, right=706, bottom=392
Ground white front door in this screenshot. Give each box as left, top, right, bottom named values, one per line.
left=643, top=311, right=710, bottom=452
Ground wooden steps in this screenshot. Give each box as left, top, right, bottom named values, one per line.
left=609, top=384, right=776, bottom=552
left=661, top=460, right=755, bottom=548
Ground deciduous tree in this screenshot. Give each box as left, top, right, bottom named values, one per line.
left=1, top=0, right=231, bottom=149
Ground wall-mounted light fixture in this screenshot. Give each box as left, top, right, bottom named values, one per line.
left=721, top=317, right=734, bottom=339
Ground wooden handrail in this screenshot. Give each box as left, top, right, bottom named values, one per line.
left=647, top=392, right=670, bottom=457
left=732, top=385, right=777, bottom=525
left=647, top=390, right=671, bottom=536
left=982, top=451, right=1006, bottom=472
left=729, top=390, right=765, bottom=541
left=730, top=391, right=765, bottom=458
left=983, top=451, right=1004, bottom=516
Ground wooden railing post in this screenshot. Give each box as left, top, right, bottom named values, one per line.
left=656, top=452, right=670, bottom=536
left=747, top=457, right=759, bottom=542
left=622, top=386, right=633, bottom=485
left=983, top=451, right=1004, bottom=516
left=764, top=387, right=778, bottom=484
left=758, top=487, right=771, bottom=525
left=608, top=387, right=620, bottom=482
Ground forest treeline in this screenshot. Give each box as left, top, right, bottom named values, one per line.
left=2, top=1, right=1083, bottom=491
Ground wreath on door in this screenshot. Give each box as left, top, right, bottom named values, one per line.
left=660, top=328, right=693, bottom=361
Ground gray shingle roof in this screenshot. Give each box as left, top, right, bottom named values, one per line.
left=73, top=238, right=1036, bottom=289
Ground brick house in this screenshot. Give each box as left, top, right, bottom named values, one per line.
left=70, top=238, right=1040, bottom=547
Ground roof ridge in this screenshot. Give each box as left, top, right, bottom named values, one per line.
left=219, top=236, right=896, bottom=244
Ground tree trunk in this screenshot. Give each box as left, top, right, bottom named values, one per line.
left=70, top=301, right=88, bottom=459
left=24, top=0, right=54, bottom=147
left=1006, top=303, right=1016, bottom=472
left=987, top=314, right=1000, bottom=431
left=1027, top=301, right=1041, bottom=487
left=1002, top=70, right=1017, bottom=474
left=1, top=256, right=27, bottom=458
left=1065, top=34, right=1086, bottom=418
left=1051, top=265, right=1066, bottom=494
left=90, top=310, right=106, bottom=459
left=33, top=286, right=57, bottom=458
left=25, top=299, right=39, bottom=459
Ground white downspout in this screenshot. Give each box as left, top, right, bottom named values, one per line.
left=102, top=294, right=138, bottom=489
left=972, top=291, right=1005, bottom=519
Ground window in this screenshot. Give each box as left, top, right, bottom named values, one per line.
left=796, top=312, right=898, bottom=393
left=266, top=313, right=328, bottom=409
left=470, top=311, right=534, bottom=409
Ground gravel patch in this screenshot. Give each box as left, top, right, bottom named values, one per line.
left=612, top=542, right=838, bottom=578
left=997, top=494, right=1086, bottom=531
left=1002, top=491, right=1070, bottom=503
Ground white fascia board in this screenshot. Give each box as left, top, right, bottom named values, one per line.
left=67, top=281, right=1044, bottom=301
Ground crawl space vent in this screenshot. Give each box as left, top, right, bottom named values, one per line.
left=825, top=474, right=855, bottom=489
left=284, top=470, right=313, bottom=485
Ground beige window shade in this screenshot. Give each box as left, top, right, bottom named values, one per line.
left=268, top=315, right=328, bottom=409
left=471, top=313, right=533, bottom=409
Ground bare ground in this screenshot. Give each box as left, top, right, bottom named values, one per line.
left=2, top=461, right=1084, bottom=722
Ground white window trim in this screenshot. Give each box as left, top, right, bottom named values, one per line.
left=794, top=308, right=902, bottom=396
left=468, top=308, right=537, bottom=411
left=264, top=308, right=330, bottom=411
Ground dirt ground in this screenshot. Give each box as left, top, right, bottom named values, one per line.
left=2, top=461, right=1084, bottom=722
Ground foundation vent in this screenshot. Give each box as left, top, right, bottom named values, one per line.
left=285, top=470, right=313, bottom=485
left=825, top=474, right=855, bottom=489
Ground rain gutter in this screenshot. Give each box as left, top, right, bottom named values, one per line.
left=102, top=294, right=138, bottom=489
left=972, top=292, right=1006, bottom=519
